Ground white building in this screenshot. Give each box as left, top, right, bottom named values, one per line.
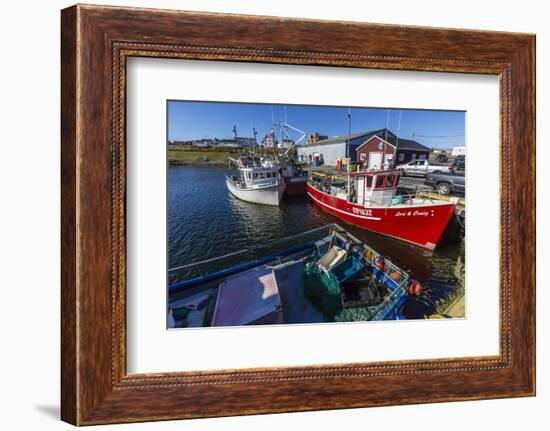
left=451, top=146, right=466, bottom=156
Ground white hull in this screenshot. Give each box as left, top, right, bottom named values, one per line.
left=226, top=178, right=285, bottom=206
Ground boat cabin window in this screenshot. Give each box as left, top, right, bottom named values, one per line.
left=375, top=176, right=385, bottom=188
left=253, top=173, right=259, bottom=179
left=246, top=172, right=251, bottom=180
left=366, top=175, right=373, bottom=188
left=259, top=172, right=265, bottom=179
left=266, top=172, right=271, bottom=178
left=386, top=175, right=396, bottom=187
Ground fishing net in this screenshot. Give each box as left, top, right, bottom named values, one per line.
left=304, top=261, right=342, bottom=320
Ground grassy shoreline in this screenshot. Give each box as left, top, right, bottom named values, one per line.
left=169, top=159, right=227, bottom=166
left=168, top=146, right=239, bottom=165
left=167, top=145, right=282, bottom=165
left=435, top=256, right=466, bottom=318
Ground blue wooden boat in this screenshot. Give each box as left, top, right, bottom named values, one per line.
left=168, top=224, right=409, bottom=328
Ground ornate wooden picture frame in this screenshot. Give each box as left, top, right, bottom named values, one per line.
left=61, top=4, right=535, bottom=425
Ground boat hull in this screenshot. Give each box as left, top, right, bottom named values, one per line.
left=226, top=178, right=285, bottom=206
left=283, top=176, right=307, bottom=195
left=307, top=183, right=455, bottom=250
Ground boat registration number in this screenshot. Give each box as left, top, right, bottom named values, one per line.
left=352, top=208, right=373, bottom=217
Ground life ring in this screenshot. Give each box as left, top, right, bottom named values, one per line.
left=407, top=279, right=423, bottom=297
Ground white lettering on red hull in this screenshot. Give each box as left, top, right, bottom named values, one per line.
left=394, top=210, right=436, bottom=217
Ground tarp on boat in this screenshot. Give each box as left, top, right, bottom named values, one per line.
left=211, top=266, right=284, bottom=327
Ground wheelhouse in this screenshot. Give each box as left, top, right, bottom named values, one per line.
left=239, top=167, right=280, bottom=188
left=352, top=169, right=401, bottom=206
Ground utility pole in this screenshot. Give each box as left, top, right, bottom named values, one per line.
left=346, top=108, right=352, bottom=158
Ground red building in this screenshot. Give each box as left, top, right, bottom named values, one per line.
left=355, top=133, right=430, bottom=169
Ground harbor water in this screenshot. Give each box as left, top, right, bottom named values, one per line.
left=168, top=165, right=465, bottom=319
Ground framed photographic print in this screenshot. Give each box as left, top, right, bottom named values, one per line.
left=61, top=4, right=535, bottom=425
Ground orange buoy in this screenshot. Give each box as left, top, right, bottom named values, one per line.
left=375, top=256, right=385, bottom=271
left=407, top=279, right=423, bottom=297
left=364, top=249, right=373, bottom=263
left=390, top=271, right=401, bottom=282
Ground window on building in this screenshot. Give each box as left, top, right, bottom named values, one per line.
left=398, top=152, right=405, bottom=162
left=419, top=153, right=427, bottom=160
left=411, top=153, right=417, bottom=160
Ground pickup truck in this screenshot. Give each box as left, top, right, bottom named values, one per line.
left=396, top=159, right=454, bottom=177
left=424, top=172, right=465, bottom=195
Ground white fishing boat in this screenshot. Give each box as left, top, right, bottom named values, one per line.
left=226, top=156, right=285, bottom=206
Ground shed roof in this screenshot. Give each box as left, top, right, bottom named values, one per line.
left=299, top=128, right=429, bottom=151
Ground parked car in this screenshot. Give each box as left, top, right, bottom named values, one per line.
left=397, top=159, right=454, bottom=177
left=435, top=153, right=448, bottom=163
left=453, top=155, right=465, bottom=171
left=424, top=172, right=465, bottom=195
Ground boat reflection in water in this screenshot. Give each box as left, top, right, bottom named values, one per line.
left=168, top=225, right=410, bottom=328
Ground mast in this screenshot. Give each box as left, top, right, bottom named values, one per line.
left=346, top=108, right=352, bottom=158
left=252, top=127, right=257, bottom=153
left=347, top=108, right=352, bottom=200
left=395, top=110, right=402, bottom=167
left=384, top=110, right=391, bottom=169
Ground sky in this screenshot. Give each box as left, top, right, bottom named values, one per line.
left=167, top=101, right=465, bottom=150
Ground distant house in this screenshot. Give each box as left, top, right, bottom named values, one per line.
left=193, top=139, right=212, bottom=148
left=261, top=131, right=278, bottom=149
left=306, top=132, right=328, bottom=145
left=296, top=128, right=429, bottom=167
left=451, top=146, right=466, bottom=156
left=235, top=137, right=257, bottom=148
left=218, top=139, right=239, bottom=148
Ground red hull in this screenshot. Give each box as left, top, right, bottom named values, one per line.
left=307, top=183, right=455, bottom=250
left=283, top=176, right=307, bottom=195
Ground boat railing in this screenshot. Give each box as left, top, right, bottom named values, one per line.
left=168, top=224, right=341, bottom=287
left=243, top=177, right=280, bottom=188
left=362, top=244, right=409, bottom=288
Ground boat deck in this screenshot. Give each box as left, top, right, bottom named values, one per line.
left=271, top=259, right=325, bottom=324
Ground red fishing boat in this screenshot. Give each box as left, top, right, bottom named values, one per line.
left=307, top=169, right=456, bottom=250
